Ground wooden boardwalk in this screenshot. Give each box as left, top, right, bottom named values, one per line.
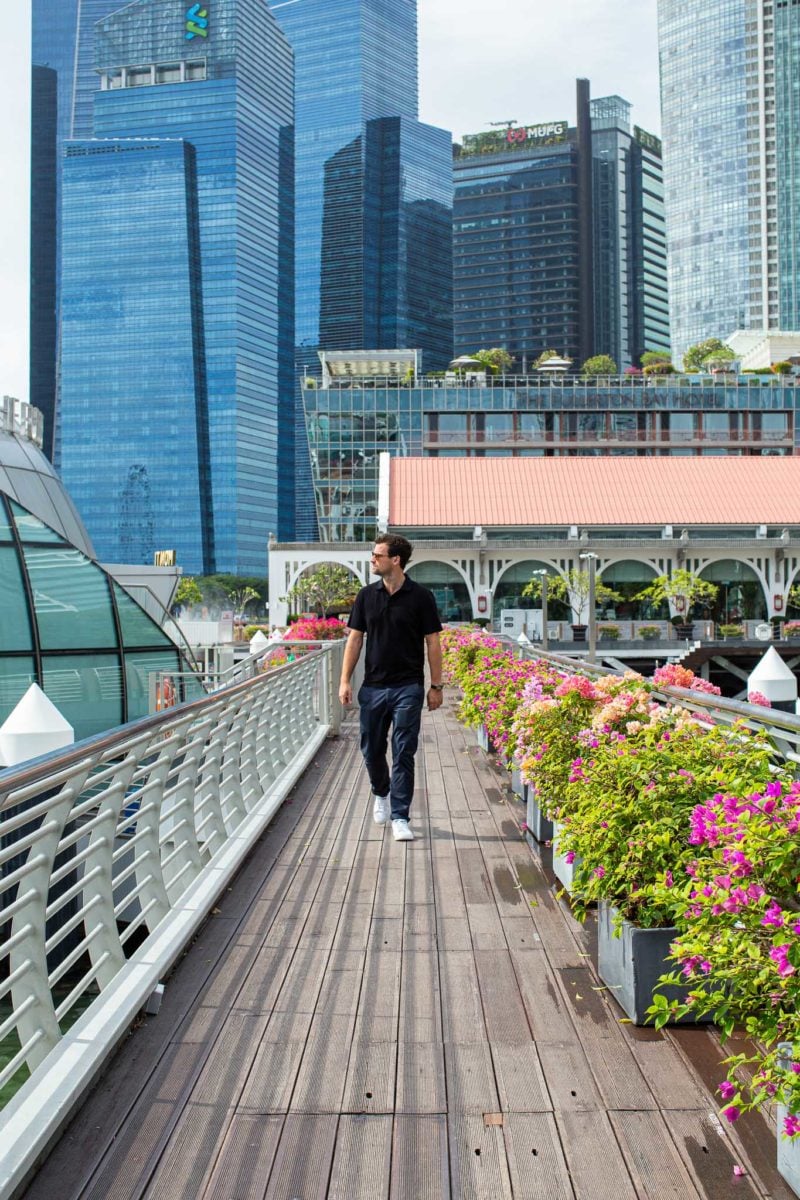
left=20, top=702, right=794, bottom=1199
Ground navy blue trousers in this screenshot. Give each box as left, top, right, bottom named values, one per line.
left=358, top=683, right=424, bottom=820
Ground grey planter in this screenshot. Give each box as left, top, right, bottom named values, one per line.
left=777, top=1106, right=800, bottom=1196
left=777, top=1047, right=800, bottom=1196
left=597, top=901, right=713, bottom=1026
left=525, top=788, right=553, bottom=849
left=476, top=724, right=489, bottom=752
left=511, top=762, right=527, bottom=803
left=552, top=820, right=579, bottom=892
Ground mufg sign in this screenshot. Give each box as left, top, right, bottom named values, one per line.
left=186, top=4, right=209, bottom=38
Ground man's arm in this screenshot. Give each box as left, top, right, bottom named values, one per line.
left=425, top=632, right=443, bottom=711
left=339, top=629, right=364, bottom=705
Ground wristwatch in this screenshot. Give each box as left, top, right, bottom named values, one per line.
left=429, top=683, right=444, bottom=691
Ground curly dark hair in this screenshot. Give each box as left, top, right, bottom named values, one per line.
left=375, top=534, right=413, bottom=569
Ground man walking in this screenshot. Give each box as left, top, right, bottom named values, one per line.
left=339, top=535, right=443, bottom=841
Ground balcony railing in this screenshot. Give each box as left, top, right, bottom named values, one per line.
left=424, top=428, right=791, bottom=447
left=0, top=643, right=344, bottom=1199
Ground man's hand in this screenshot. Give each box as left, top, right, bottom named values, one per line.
left=427, top=687, right=443, bottom=712
left=339, top=682, right=353, bottom=706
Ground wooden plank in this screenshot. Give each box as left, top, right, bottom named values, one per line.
left=369, top=917, right=405, bottom=952
left=509, top=950, right=577, bottom=1044
left=663, top=1109, right=762, bottom=1200
left=610, top=1110, right=704, bottom=1199
left=396, top=1043, right=447, bottom=1115
left=491, top=1044, right=551, bottom=1114
left=627, top=1036, right=710, bottom=1111
left=290, top=1013, right=356, bottom=1112
left=272, top=946, right=330, bottom=1014
left=557, top=1111, right=638, bottom=1200
left=356, top=949, right=402, bottom=1024
left=436, top=916, right=472, bottom=951
left=579, top=1035, right=658, bottom=1112
left=439, top=951, right=489, bottom=1043
left=327, top=1115, right=392, bottom=1200
left=342, top=1041, right=398, bottom=1114
left=200, top=1114, right=284, bottom=1200
left=263, top=1114, right=338, bottom=1200
left=554, top=966, right=619, bottom=1035
left=444, top=1042, right=500, bottom=1113
left=143, top=1102, right=232, bottom=1200
left=390, top=1115, right=450, bottom=1200
left=536, top=1041, right=604, bottom=1112
left=457, top=849, right=493, bottom=905
left=503, top=1112, right=574, bottom=1200
left=404, top=903, right=437, bottom=950
left=501, top=916, right=543, bottom=952
left=232, top=944, right=295, bottom=1015
left=190, top=1011, right=269, bottom=1105
left=465, top=903, right=507, bottom=950
left=448, top=1112, right=513, bottom=1200
left=474, top=950, right=533, bottom=1044
left=668, top=1026, right=797, bottom=1199
left=399, top=948, right=443, bottom=1043
left=237, top=1010, right=311, bottom=1114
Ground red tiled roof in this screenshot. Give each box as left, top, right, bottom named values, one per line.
left=388, top=456, right=800, bottom=527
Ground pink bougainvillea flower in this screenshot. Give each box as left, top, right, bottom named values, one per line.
left=721, top=1104, right=741, bottom=1123
left=718, top=1080, right=736, bottom=1101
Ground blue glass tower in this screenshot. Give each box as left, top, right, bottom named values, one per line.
left=272, top=0, right=453, bottom=538
left=57, top=0, right=294, bottom=574
left=31, top=1, right=124, bottom=457
left=658, top=0, right=800, bottom=361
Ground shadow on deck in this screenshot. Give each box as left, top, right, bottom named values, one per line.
left=18, top=702, right=794, bottom=1199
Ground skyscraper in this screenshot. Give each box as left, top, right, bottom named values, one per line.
left=658, top=0, right=800, bottom=362
left=272, top=0, right=453, bottom=538
left=31, top=1, right=124, bottom=456
left=590, top=97, right=670, bottom=370
left=452, top=83, right=668, bottom=372
left=57, top=0, right=294, bottom=574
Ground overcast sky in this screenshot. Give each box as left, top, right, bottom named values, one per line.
left=0, top=0, right=660, bottom=401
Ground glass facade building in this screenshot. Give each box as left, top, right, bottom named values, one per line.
left=31, top=1, right=124, bottom=457
left=272, top=0, right=453, bottom=539
left=453, top=87, right=669, bottom=373
left=659, top=0, right=800, bottom=362
left=303, top=375, right=797, bottom=540
left=57, top=0, right=295, bottom=574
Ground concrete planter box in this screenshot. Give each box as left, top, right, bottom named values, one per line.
left=511, top=762, right=527, bottom=803
left=777, top=1047, right=800, bottom=1196
left=552, top=819, right=580, bottom=892
left=597, top=901, right=712, bottom=1026
left=525, top=788, right=553, bottom=849
left=777, top=1107, right=800, bottom=1196
left=476, top=724, right=489, bottom=752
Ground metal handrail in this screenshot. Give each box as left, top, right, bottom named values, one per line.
left=510, top=642, right=800, bottom=762
left=0, top=642, right=344, bottom=1198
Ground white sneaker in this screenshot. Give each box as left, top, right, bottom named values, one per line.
left=392, top=819, right=414, bottom=841
left=373, top=794, right=390, bottom=825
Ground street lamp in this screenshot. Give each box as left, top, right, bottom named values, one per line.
left=579, top=552, right=598, bottom=663
left=530, top=569, right=549, bottom=651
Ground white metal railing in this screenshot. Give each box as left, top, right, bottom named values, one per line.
left=512, top=643, right=800, bottom=764
left=0, top=642, right=343, bottom=1199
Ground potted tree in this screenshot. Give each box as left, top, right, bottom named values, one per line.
left=522, top=568, right=622, bottom=643
left=634, top=569, right=718, bottom=639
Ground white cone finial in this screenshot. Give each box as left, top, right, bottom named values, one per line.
left=249, top=630, right=269, bottom=653
left=748, top=647, right=799, bottom=703
left=0, top=684, right=74, bottom=768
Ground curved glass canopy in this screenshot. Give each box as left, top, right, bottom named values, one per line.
left=0, top=494, right=201, bottom=742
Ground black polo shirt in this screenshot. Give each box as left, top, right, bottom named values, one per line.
left=348, top=576, right=443, bottom=687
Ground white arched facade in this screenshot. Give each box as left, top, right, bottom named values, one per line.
left=268, top=537, right=800, bottom=628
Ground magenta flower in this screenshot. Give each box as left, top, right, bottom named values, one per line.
left=718, top=1080, right=736, bottom=1101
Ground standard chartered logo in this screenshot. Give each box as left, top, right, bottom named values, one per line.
left=186, top=3, right=209, bottom=38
